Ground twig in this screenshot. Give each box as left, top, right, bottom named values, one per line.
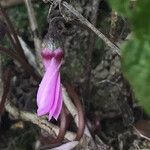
left=133, top=126, right=150, bottom=141
left=42, top=0, right=120, bottom=55
left=17, top=36, right=37, bottom=68
left=24, top=0, right=38, bottom=34
left=61, top=1, right=120, bottom=56
left=6, top=30, right=18, bottom=51
left=5, top=102, right=76, bottom=140
left=24, top=0, right=41, bottom=54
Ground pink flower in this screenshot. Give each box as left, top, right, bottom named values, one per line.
left=36, top=48, right=64, bottom=120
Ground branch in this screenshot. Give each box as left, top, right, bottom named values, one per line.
left=5, top=102, right=76, bottom=140
left=17, top=36, right=37, bottom=68
left=61, top=1, right=120, bottom=56
left=24, top=0, right=41, bottom=51
left=24, top=0, right=45, bottom=72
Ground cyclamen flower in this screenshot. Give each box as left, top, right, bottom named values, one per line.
left=36, top=48, right=64, bottom=120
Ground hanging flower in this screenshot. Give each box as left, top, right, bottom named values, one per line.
left=36, top=48, right=64, bottom=120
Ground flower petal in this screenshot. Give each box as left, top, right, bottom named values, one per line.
left=37, top=59, right=61, bottom=116
left=48, top=73, right=62, bottom=120
left=41, top=48, right=54, bottom=70
left=36, top=48, right=64, bottom=120
left=53, top=86, right=62, bottom=120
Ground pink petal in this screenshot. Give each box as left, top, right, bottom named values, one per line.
left=53, top=87, right=62, bottom=120
left=37, top=59, right=61, bottom=116
left=53, top=75, right=62, bottom=120
left=36, top=48, right=64, bottom=120
left=41, top=48, right=54, bottom=70
left=48, top=74, right=60, bottom=120
left=54, top=48, right=64, bottom=60
left=48, top=73, right=62, bottom=120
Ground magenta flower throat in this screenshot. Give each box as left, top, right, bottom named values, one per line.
left=36, top=48, right=64, bottom=120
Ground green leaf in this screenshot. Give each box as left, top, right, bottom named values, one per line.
left=122, top=39, right=150, bottom=114
left=108, top=0, right=130, bottom=15
left=109, top=0, right=150, bottom=114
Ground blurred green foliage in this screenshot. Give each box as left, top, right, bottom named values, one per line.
left=7, top=2, right=48, bottom=40
left=0, top=38, right=13, bottom=67
left=8, top=5, right=28, bottom=34
left=109, top=0, right=150, bottom=114
left=1, top=2, right=48, bottom=67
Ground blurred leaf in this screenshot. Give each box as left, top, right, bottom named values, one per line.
left=108, top=0, right=150, bottom=114
left=108, top=0, right=130, bottom=15
left=122, top=38, right=150, bottom=114
left=8, top=4, right=28, bottom=34
left=132, top=0, right=150, bottom=41
left=34, top=3, right=49, bottom=34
